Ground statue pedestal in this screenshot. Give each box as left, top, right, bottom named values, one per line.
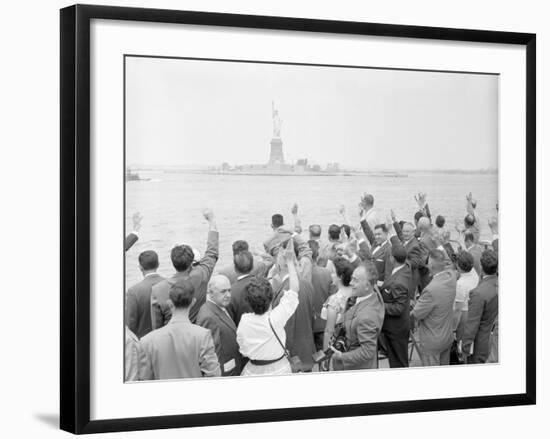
left=268, top=138, right=284, bottom=165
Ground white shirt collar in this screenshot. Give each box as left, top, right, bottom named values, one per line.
left=237, top=273, right=252, bottom=281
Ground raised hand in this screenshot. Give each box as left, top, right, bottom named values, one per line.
left=414, top=192, right=427, bottom=209
left=132, top=212, right=142, bottom=232
left=488, top=217, right=498, bottom=234
left=353, top=226, right=367, bottom=243
left=339, top=226, right=349, bottom=243
left=466, top=192, right=477, bottom=211
left=291, top=203, right=298, bottom=216
left=202, top=208, right=215, bottom=222
left=390, top=209, right=397, bottom=223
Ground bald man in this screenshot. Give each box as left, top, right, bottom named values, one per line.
left=196, top=275, right=244, bottom=376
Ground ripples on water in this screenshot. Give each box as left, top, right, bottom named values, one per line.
left=125, top=171, right=498, bottom=287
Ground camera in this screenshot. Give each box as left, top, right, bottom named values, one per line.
left=312, top=327, right=348, bottom=363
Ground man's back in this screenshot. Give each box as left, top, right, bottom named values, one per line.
left=140, top=316, right=220, bottom=380
left=126, top=274, right=164, bottom=339
left=227, top=274, right=254, bottom=326
left=412, top=270, right=457, bottom=353
left=217, top=258, right=270, bottom=285
left=272, top=277, right=316, bottom=371
left=151, top=231, right=219, bottom=327
left=463, top=275, right=498, bottom=363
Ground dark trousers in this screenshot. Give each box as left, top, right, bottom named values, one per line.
left=313, top=332, right=324, bottom=353
left=383, top=331, right=409, bottom=368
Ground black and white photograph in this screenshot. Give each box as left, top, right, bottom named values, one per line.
left=124, top=56, right=500, bottom=381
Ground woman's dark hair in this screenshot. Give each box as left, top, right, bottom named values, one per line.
left=333, top=256, right=354, bottom=286
left=244, top=277, right=274, bottom=315
left=435, top=215, right=446, bottom=228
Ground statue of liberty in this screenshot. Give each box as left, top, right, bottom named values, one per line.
left=272, top=101, right=283, bottom=138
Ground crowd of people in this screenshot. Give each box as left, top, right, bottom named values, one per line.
left=124, top=192, right=499, bottom=381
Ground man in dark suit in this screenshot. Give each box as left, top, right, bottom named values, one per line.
left=380, top=244, right=412, bottom=368
left=391, top=223, right=426, bottom=298
left=126, top=250, right=164, bottom=339
left=308, top=240, right=337, bottom=351
left=151, top=209, right=219, bottom=327
left=461, top=250, right=498, bottom=364
left=227, top=250, right=256, bottom=326
left=271, top=241, right=316, bottom=372
left=331, top=261, right=385, bottom=370
left=196, top=274, right=244, bottom=376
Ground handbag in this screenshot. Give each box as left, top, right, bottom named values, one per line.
left=268, top=316, right=304, bottom=373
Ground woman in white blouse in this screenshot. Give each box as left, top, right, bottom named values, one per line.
left=237, top=243, right=300, bottom=376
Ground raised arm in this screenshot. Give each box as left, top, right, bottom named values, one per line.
left=293, top=233, right=312, bottom=282
left=390, top=209, right=404, bottom=242
left=270, top=242, right=300, bottom=327
left=291, top=203, right=303, bottom=234
left=194, top=208, right=220, bottom=281
left=125, top=212, right=142, bottom=251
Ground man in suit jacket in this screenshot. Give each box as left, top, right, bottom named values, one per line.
left=462, top=250, right=498, bottom=364
left=141, top=279, right=221, bottom=380
left=227, top=251, right=256, bottom=327
left=271, top=243, right=316, bottom=372
left=331, top=262, right=385, bottom=370
left=391, top=223, right=426, bottom=299
left=196, top=275, right=244, bottom=376
left=380, top=245, right=412, bottom=368
left=411, top=249, right=457, bottom=366
left=151, top=209, right=219, bottom=328
left=216, top=240, right=273, bottom=285
left=308, top=240, right=337, bottom=351
left=126, top=250, right=164, bottom=339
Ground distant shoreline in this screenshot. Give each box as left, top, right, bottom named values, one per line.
left=128, top=167, right=497, bottom=176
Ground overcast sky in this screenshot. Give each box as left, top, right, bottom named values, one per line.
left=125, top=56, right=498, bottom=171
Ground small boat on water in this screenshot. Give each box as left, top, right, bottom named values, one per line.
left=126, top=168, right=149, bottom=182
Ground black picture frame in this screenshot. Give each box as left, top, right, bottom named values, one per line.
left=60, top=4, right=536, bottom=434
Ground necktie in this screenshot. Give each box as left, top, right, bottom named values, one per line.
left=346, top=296, right=357, bottom=310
